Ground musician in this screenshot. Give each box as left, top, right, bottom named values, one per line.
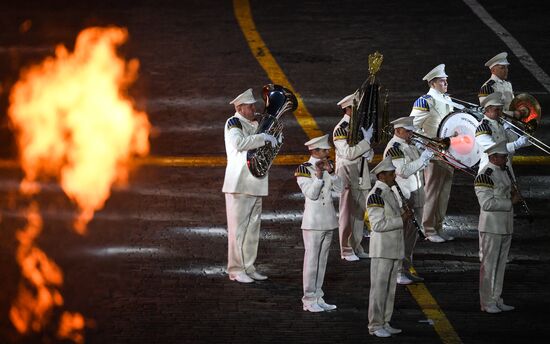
left=384, top=117, right=434, bottom=284
left=475, top=92, right=529, bottom=175
left=367, top=156, right=410, bottom=338
left=333, top=94, right=374, bottom=261
left=474, top=141, right=521, bottom=313
left=478, top=52, right=524, bottom=118
left=410, top=64, right=455, bottom=243
left=222, top=88, right=279, bottom=283
left=295, top=134, right=343, bottom=312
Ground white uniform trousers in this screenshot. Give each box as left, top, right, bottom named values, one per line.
left=302, top=229, right=333, bottom=306
left=339, top=188, right=368, bottom=256
left=479, top=232, right=512, bottom=309
left=225, top=193, right=262, bottom=275
left=422, top=160, right=453, bottom=236
left=368, top=258, right=401, bottom=333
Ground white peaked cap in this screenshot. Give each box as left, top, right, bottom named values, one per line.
left=229, top=88, right=257, bottom=106
left=391, top=116, right=415, bottom=130
left=371, top=156, right=396, bottom=176
left=485, top=52, right=509, bottom=68
left=305, top=134, right=331, bottom=150
left=481, top=92, right=505, bottom=108
left=337, top=93, right=355, bottom=109
left=422, top=64, right=448, bottom=81
left=484, top=141, right=508, bottom=155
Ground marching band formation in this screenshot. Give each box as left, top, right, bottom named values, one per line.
left=222, top=51, right=536, bottom=337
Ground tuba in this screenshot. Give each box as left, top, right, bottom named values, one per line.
left=348, top=51, right=384, bottom=146
left=247, top=84, right=298, bottom=178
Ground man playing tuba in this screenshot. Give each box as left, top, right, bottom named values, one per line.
left=222, top=88, right=278, bottom=283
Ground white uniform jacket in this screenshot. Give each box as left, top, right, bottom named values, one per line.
left=295, top=157, right=343, bottom=230
left=222, top=112, right=268, bottom=196
left=332, top=115, right=373, bottom=190
left=475, top=115, right=518, bottom=173
left=367, top=181, right=404, bottom=259
left=410, top=88, right=454, bottom=138
left=474, top=163, right=514, bottom=235
left=383, top=136, right=426, bottom=204
left=478, top=74, right=514, bottom=111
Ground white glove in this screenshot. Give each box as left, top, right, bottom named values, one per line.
left=420, top=149, right=434, bottom=163
left=414, top=140, right=425, bottom=152
left=277, top=133, right=284, bottom=144
left=502, top=121, right=512, bottom=131
left=513, top=135, right=530, bottom=150
left=361, top=124, right=374, bottom=143
left=262, top=133, right=278, bottom=146
left=362, top=149, right=374, bottom=161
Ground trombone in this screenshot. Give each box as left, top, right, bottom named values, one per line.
left=383, top=127, right=477, bottom=177
left=451, top=95, right=550, bottom=155
left=410, top=134, right=477, bottom=177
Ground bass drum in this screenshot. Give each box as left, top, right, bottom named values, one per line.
left=437, top=111, right=481, bottom=168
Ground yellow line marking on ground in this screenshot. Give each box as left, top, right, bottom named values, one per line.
left=1, top=155, right=549, bottom=168
left=408, top=268, right=463, bottom=344
left=232, top=0, right=323, bottom=140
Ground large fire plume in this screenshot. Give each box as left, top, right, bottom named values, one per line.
left=7, top=26, right=151, bottom=342
left=8, top=26, right=150, bottom=233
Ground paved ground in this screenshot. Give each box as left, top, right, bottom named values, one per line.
left=1, top=1, right=550, bottom=343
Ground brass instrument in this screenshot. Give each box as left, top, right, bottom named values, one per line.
left=504, top=165, right=533, bottom=223
left=452, top=95, right=550, bottom=155
left=409, top=133, right=477, bottom=177
left=247, top=84, right=298, bottom=177
left=394, top=182, right=424, bottom=239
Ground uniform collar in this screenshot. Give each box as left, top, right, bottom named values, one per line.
left=428, top=87, right=448, bottom=100
left=374, top=179, right=392, bottom=191
left=392, top=135, right=408, bottom=145
left=234, top=112, right=256, bottom=124
left=308, top=156, right=321, bottom=165
left=487, top=161, right=505, bottom=171
left=490, top=74, right=504, bottom=83
left=483, top=115, right=499, bottom=123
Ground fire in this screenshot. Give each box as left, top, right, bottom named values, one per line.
left=7, top=26, right=150, bottom=342
left=8, top=26, right=151, bottom=233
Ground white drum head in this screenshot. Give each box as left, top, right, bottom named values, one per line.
left=438, top=112, right=480, bottom=168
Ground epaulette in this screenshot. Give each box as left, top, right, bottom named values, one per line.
left=333, top=126, right=348, bottom=141
left=294, top=163, right=312, bottom=178
left=475, top=119, right=492, bottom=137
left=478, top=80, right=496, bottom=98
left=413, top=95, right=430, bottom=111
left=367, top=189, right=384, bottom=208
left=226, top=117, right=242, bottom=130
left=474, top=173, right=494, bottom=188
left=386, top=147, right=404, bottom=159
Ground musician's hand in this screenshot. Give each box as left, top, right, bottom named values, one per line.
left=420, top=149, right=434, bottom=164
left=362, top=149, right=374, bottom=161
left=401, top=208, right=413, bottom=222
left=324, top=159, right=335, bottom=174
left=315, top=160, right=324, bottom=179
left=262, top=133, right=278, bottom=146
left=361, top=124, right=374, bottom=143
left=277, top=133, right=284, bottom=144
left=513, top=135, right=530, bottom=150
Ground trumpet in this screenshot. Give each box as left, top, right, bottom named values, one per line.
left=504, top=166, right=533, bottom=223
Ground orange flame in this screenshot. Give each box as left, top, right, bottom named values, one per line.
left=8, top=26, right=151, bottom=233
left=9, top=202, right=65, bottom=334
left=8, top=26, right=150, bottom=342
